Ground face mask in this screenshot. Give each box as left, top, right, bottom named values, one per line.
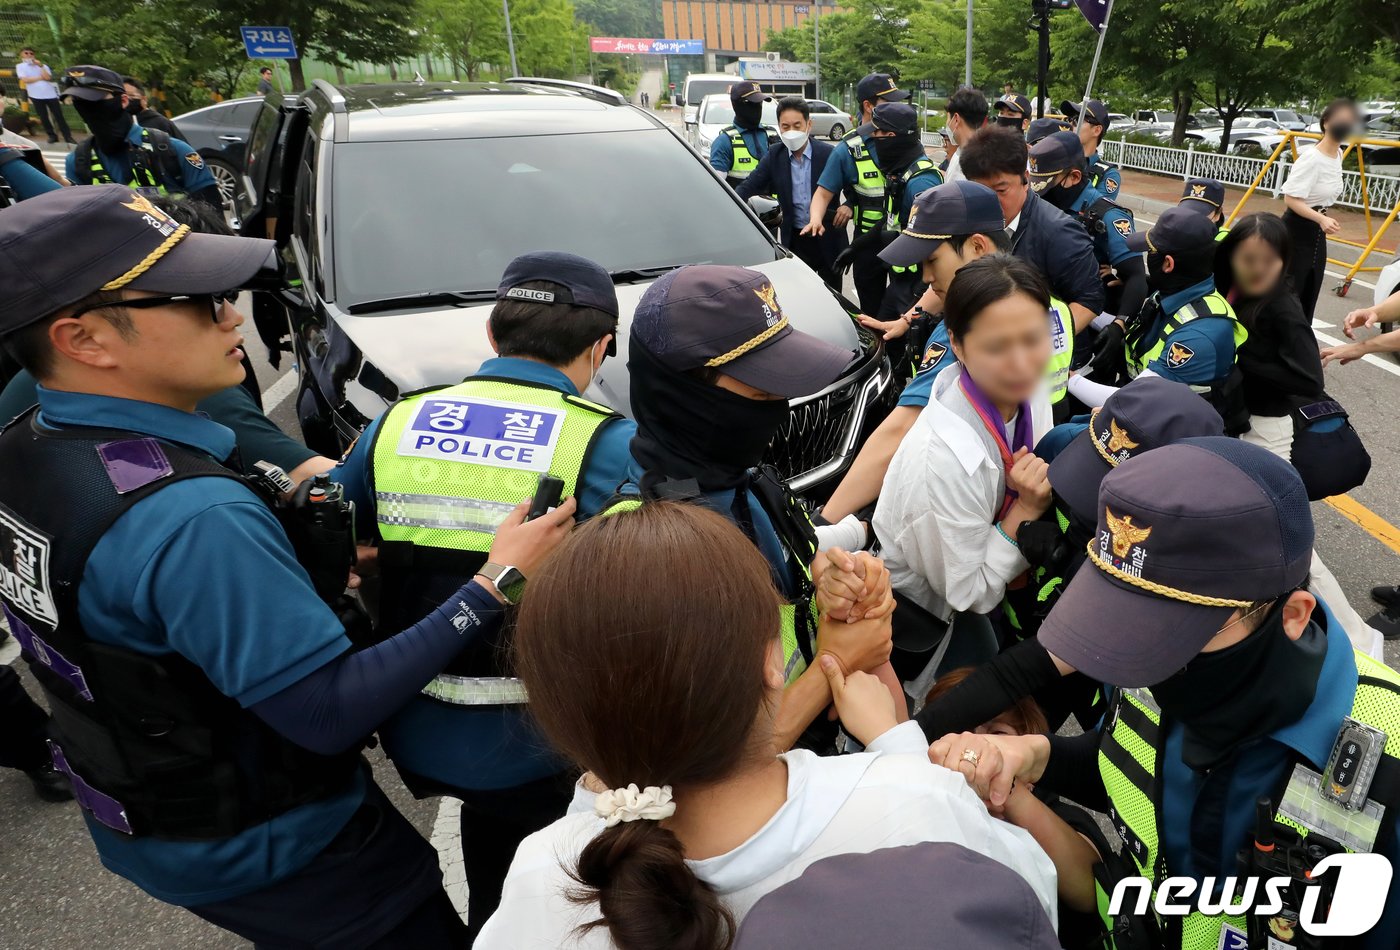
left=1147, top=249, right=1213, bottom=297
left=1150, top=599, right=1325, bottom=770
left=779, top=129, right=809, bottom=152
left=1326, top=122, right=1355, bottom=141
left=75, top=97, right=132, bottom=153
left=733, top=100, right=763, bottom=129
left=1040, top=174, right=1086, bottom=211
left=125, top=98, right=144, bottom=118
left=994, top=115, right=1023, bottom=129
left=628, top=341, right=790, bottom=491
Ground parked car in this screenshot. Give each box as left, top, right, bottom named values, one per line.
left=1190, top=117, right=1284, bottom=149
left=171, top=96, right=264, bottom=218
left=237, top=78, right=893, bottom=496
left=806, top=99, right=855, bottom=140
left=1133, top=110, right=1201, bottom=129
left=1245, top=108, right=1306, bottom=131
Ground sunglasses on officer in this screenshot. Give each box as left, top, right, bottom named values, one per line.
left=69, top=292, right=240, bottom=324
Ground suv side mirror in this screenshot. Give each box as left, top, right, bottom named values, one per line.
left=747, top=195, right=782, bottom=231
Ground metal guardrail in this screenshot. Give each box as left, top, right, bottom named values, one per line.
left=1100, top=139, right=1400, bottom=214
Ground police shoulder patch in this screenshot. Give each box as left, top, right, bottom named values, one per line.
left=1113, top=217, right=1133, bottom=237
left=184, top=150, right=204, bottom=169
left=919, top=341, right=948, bottom=371
left=1105, top=176, right=1119, bottom=194
left=1165, top=341, right=1195, bottom=369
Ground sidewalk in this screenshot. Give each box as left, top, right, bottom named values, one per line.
left=1113, top=168, right=1397, bottom=259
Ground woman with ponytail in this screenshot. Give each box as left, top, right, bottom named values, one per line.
left=477, top=502, right=1057, bottom=949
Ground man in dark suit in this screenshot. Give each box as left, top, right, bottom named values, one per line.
left=737, top=96, right=850, bottom=290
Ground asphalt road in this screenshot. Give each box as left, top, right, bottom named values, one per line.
left=2, top=130, right=1397, bottom=949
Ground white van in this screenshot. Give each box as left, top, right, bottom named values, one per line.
left=682, top=73, right=736, bottom=129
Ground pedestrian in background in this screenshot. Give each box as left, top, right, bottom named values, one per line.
left=256, top=66, right=275, bottom=95
left=14, top=47, right=75, bottom=146
left=942, top=85, right=988, bottom=183
left=1282, top=97, right=1359, bottom=319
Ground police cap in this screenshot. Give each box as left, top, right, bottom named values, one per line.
left=995, top=93, right=1032, bottom=118
left=0, top=185, right=277, bottom=337
left=59, top=64, right=126, bottom=100
left=1027, top=131, right=1086, bottom=193
left=1026, top=117, right=1072, bottom=144
left=630, top=265, right=853, bottom=399
left=729, top=81, right=771, bottom=105
left=497, top=251, right=619, bottom=318
left=1040, top=438, right=1314, bottom=687
left=855, top=73, right=909, bottom=105
left=879, top=181, right=1006, bottom=268
left=1179, top=177, right=1226, bottom=214
left=856, top=101, right=920, bottom=139
left=1124, top=205, right=1217, bottom=255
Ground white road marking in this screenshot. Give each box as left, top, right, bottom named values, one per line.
left=432, top=797, right=471, bottom=920
left=1314, top=328, right=1400, bottom=379
left=261, top=369, right=299, bottom=413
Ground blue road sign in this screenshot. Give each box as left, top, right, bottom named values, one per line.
left=240, top=26, right=298, bottom=60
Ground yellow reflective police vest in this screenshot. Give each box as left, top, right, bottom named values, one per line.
left=1126, top=291, right=1247, bottom=382
left=599, top=493, right=819, bottom=687
left=723, top=126, right=773, bottom=181
left=1094, top=650, right=1400, bottom=950
left=1215, top=226, right=1230, bottom=243
left=886, top=157, right=941, bottom=275
left=843, top=129, right=888, bottom=236
left=1047, top=295, right=1073, bottom=405
left=75, top=128, right=177, bottom=195
left=370, top=376, right=619, bottom=705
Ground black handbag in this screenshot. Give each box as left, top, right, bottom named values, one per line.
left=1290, top=397, right=1371, bottom=501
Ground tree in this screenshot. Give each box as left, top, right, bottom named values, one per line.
left=574, top=0, right=660, bottom=37
left=420, top=0, right=506, bottom=81
left=510, top=0, right=589, bottom=78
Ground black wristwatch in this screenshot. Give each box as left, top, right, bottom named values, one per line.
left=477, top=561, right=526, bottom=605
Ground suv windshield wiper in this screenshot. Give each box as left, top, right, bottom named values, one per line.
left=346, top=290, right=497, bottom=315
left=609, top=265, right=687, bottom=283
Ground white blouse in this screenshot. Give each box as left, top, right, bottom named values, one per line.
left=476, top=722, right=1058, bottom=948
left=1282, top=144, right=1344, bottom=209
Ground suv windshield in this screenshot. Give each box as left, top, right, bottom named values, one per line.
left=330, top=129, right=775, bottom=309
left=686, top=79, right=731, bottom=106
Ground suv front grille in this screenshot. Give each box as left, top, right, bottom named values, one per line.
left=764, top=344, right=893, bottom=495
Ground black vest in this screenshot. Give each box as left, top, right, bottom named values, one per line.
left=0, top=409, right=361, bottom=839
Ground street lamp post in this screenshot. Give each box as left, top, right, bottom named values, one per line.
left=965, top=0, right=973, bottom=87
left=503, top=0, right=520, bottom=77
left=814, top=0, right=822, bottom=102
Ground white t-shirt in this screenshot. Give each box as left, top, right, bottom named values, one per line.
left=874, top=363, right=1054, bottom=619
left=1282, top=144, right=1344, bottom=209
left=943, top=149, right=965, bottom=183
left=15, top=61, right=58, bottom=100
left=477, top=722, right=1058, bottom=948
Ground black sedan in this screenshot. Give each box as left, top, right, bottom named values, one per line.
left=172, top=96, right=263, bottom=218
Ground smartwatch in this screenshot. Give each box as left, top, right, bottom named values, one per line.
left=477, top=562, right=526, bottom=605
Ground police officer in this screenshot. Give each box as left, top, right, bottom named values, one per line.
left=1026, top=116, right=1072, bottom=145
left=859, top=102, right=944, bottom=324
left=0, top=185, right=568, bottom=946
left=805, top=72, right=913, bottom=316
left=1061, top=98, right=1121, bottom=196
left=1028, top=131, right=1148, bottom=322
left=59, top=65, right=220, bottom=208
left=1074, top=206, right=1248, bottom=429
left=993, top=93, right=1032, bottom=135
left=619, top=264, right=896, bottom=751
left=1178, top=176, right=1230, bottom=240
left=934, top=437, right=1400, bottom=950
left=710, top=80, right=776, bottom=188
left=334, top=251, right=634, bottom=940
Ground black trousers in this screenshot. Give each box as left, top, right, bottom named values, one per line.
left=790, top=233, right=839, bottom=290
left=852, top=249, right=887, bottom=317
left=29, top=98, right=73, bottom=143
left=188, top=782, right=469, bottom=950
left=1284, top=209, right=1328, bottom=320
left=456, top=771, right=575, bottom=943
left=0, top=662, right=51, bottom=772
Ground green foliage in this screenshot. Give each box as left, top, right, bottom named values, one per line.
left=510, top=0, right=590, bottom=78
left=420, top=0, right=506, bottom=81
left=574, top=0, right=660, bottom=37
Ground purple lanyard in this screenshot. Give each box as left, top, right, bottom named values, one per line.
left=958, top=371, right=1033, bottom=517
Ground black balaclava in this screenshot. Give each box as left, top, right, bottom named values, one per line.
left=628, top=340, right=788, bottom=492
left=994, top=115, right=1024, bottom=129
left=75, top=97, right=132, bottom=153
left=734, top=100, right=764, bottom=130
left=125, top=97, right=144, bottom=118
left=871, top=132, right=924, bottom=174
left=1041, top=171, right=1089, bottom=212
left=1150, top=597, right=1326, bottom=770
left=1148, top=243, right=1215, bottom=298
